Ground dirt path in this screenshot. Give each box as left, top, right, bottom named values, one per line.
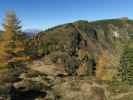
left=112, top=92, right=133, bottom=100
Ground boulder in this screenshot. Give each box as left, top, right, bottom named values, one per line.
left=29, top=61, right=68, bottom=76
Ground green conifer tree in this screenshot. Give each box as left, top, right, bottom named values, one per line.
left=119, top=35, right=133, bottom=85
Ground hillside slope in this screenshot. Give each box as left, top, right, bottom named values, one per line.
left=1, top=18, right=133, bottom=100
left=32, top=19, right=132, bottom=80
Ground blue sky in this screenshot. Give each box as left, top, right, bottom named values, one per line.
left=0, top=0, right=132, bottom=30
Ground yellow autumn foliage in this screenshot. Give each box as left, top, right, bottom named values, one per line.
left=96, top=49, right=113, bottom=80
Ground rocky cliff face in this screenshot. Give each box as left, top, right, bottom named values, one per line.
left=35, top=19, right=131, bottom=80
left=0, top=19, right=133, bottom=100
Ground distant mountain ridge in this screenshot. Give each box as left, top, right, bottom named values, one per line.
left=23, top=29, right=42, bottom=36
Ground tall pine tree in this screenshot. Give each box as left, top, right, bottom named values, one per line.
left=0, top=11, right=28, bottom=68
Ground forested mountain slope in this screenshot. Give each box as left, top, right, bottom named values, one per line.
left=32, top=19, right=132, bottom=80
left=1, top=17, right=133, bottom=100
